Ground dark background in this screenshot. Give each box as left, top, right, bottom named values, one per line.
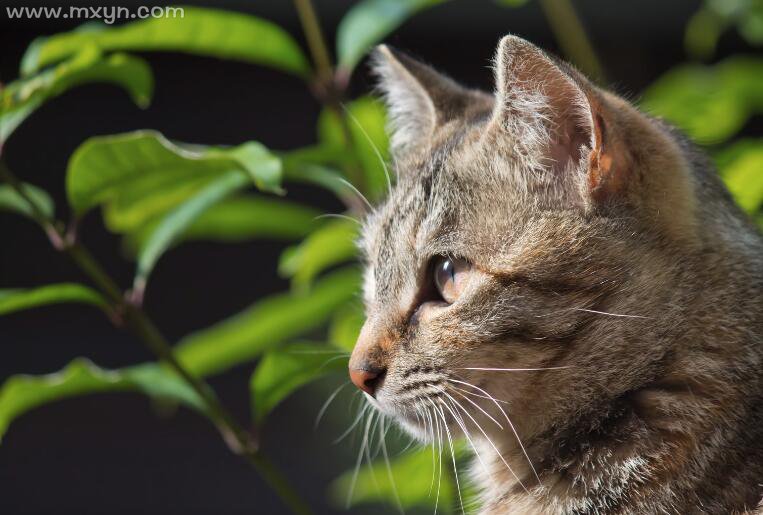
left=0, top=0, right=746, bottom=513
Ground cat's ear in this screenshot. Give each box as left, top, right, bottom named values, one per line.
left=490, top=35, right=628, bottom=201
left=372, top=45, right=483, bottom=160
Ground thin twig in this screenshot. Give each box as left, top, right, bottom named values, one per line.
left=293, top=0, right=333, bottom=84
left=292, top=0, right=368, bottom=202
left=0, top=160, right=312, bottom=515
left=538, top=0, right=606, bottom=82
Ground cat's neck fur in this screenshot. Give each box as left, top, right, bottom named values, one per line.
left=476, top=159, right=763, bottom=513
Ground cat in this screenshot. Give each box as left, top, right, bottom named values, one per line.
left=347, top=35, right=763, bottom=514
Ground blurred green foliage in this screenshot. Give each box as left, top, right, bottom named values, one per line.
left=0, top=0, right=760, bottom=513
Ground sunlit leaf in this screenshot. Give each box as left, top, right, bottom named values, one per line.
left=318, top=96, right=390, bottom=201
left=0, top=284, right=108, bottom=316
left=125, top=195, right=320, bottom=253
left=0, top=183, right=54, bottom=221
left=715, top=139, right=763, bottom=213
left=641, top=57, right=763, bottom=144
left=330, top=446, right=455, bottom=512
left=0, top=358, right=205, bottom=442
left=283, top=158, right=352, bottom=201
left=684, top=7, right=727, bottom=60
left=175, top=267, right=361, bottom=378
left=21, top=7, right=310, bottom=78
left=134, top=170, right=249, bottom=291
left=279, top=218, right=358, bottom=290
left=739, top=7, right=763, bottom=45
left=691, top=0, right=763, bottom=55
left=336, top=0, right=447, bottom=73
left=250, top=341, right=347, bottom=425
left=1, top=47, right=152, bottom=143
left=66, top=131, right=282, bottom=220
left=329, top=301, right=365, bottom=352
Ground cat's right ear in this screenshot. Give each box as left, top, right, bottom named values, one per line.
left=371, top=45, right=477, bottom=161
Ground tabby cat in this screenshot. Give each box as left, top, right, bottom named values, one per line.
left=347, top=36, right=763, bottom=514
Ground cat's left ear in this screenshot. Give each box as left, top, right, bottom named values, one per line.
left=490, top=35, right=628, bottom=202
left=372, top=45, right=489, bottom=162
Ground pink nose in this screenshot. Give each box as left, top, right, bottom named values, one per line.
left=349, top=367, right=384, bottom=396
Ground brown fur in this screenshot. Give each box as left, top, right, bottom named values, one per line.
left=349, top=36, right=763, bottom=514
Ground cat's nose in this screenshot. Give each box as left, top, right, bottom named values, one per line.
left=349, top=366, right=385, bottom=396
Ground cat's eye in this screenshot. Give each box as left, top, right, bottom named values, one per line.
left=433, top=256, right=472, bottom=304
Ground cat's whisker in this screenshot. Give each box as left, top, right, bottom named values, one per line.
left=449, top=384, right=511, bottom=405
left=448, top=378, right=542, bottom=488
left=365, top=411, right=382, bottom=488
left=396, top=404, right=423, bottom=456
left=334, top=401, right=369, bottom=444
left=534, top=307, right=649, bottom=319
left=336, top=177, right=374, bottom=212
left=444, top=392, right=529, bottom=495
left=448, top=387, right=504, bottom=429
left=317, top=354, right=351, bottom=372
left=313, top=212, right=362, bottom=225
left=432, top=403, right=444, bottom=514
left=314, top=381, right=349, bottom=430
left=346, top=407, right=375, bottom=508
left=572, top=308, right=650, bottom=319
left=430, top=399, right=465, bottom=515
left=421, top=404, right=436, bottom=496
left=372, top=410, right=392, bottom=459
left=459, top=366, right=570, bottom=372
left=379, top=417, right=405, bottom=514
left=440, top=395, right=493, bottom=481
left=341, top=103, right=393, bottom=194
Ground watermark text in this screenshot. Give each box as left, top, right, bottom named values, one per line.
left=5, top=5, right=185, bottom=24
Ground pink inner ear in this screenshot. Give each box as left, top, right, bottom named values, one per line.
left=548, top=108, right=594, bottom=174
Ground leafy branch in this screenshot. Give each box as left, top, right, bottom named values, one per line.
left=0, top=159, right=312, bottom=515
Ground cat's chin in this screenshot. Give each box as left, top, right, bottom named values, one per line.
left=396, top=416, right=432, bottom=443
left=366, top=395, right=437, bottom=443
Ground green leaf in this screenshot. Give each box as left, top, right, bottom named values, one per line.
left=175, top=267, right=361, bottom=378
left=329, top=301, right=365, bottom=352
left=134, top=170, right=249, bottom=290
left=336, top=0, right=447, bottom=73
left=21, top=7, right=310, bottom=78
left=283, top=159, right=351, bottom=200
left=125, top=195, right=320, bottom=253
left=0, top=358, right=205, bottom=442
left=0, top=284, right=108, bottom=316
left=318, top=96, right=390, bottom=201
left=66, top=130, right=283, bottom=220
left=1, top=48, right=152, bottom=143
left=691, top=0, right=763, bottom=54
left=0, top=183, right=55, bottom=221
left=279, top=218, right=358, bottom=290
left=715, top=139, right=763, bottom=214
left=330, top=446, right=455, bottom=512
left=641, top=57, right=763, bottom=144
left=250, top=341, right=347, bottom=425
left=684, top=7, right=727, bottom=60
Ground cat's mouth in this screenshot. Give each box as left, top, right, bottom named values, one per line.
left=369, top=379, right=453, bottom=443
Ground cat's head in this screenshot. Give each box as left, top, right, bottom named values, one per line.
left=349, top=36, right=699, bottom=457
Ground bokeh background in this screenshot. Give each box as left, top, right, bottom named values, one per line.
left=0, top=1, right=759, bottom=514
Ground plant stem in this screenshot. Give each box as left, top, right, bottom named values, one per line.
left=0, top=160, right=312, bottom=515
left=0, top=161, right=65, bottom=248
left=292, top=0, right=367, bottom=205
left=538, top=0, right=606, bottom=82
left=293, top=0, right=333, bottom=84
